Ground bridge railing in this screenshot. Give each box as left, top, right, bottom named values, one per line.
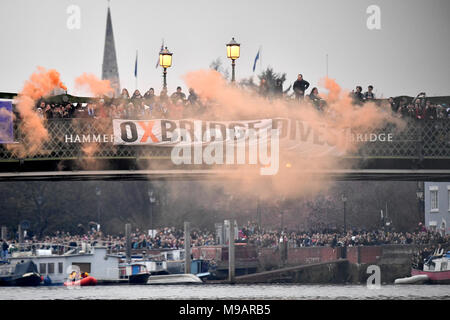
left=0, top=118, right=449, bottom=161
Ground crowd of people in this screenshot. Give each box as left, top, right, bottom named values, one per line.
left=388, top=93, right=450, bottom=121
left=0, top=226, right=217, bottom=259
left=28, top=73, right=450, bottom=122
left=239, top=222, right=449, bottom=249
left=1, top=222, right=448, bottom=261
left=34, top=86, right=204, bottom=121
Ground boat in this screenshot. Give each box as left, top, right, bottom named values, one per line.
left=118, top=262, right=150, bottom=284
left=147, top=273, right=203, bottom=285
left=0, top=261, right=42, bottom=286
left=64, top=275, right=97, bottom=286
left=64, top=275, right=97, bottom=287
left=8, top=243, right=125, bottom=285
left=394, top=274, right=429, bottom=285
left=155, top=249, right=213, bottom=279
left=396, top=249, right=450, bottom=284
left=410, top=249, right=450, bottom=284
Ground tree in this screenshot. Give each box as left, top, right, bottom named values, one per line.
left=209, top=57, right=230, bottom=80
left=239, top=67, right=289, bottom=96
left=258, top=67, right=287, bottom=94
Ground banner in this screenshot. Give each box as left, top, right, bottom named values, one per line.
left=0, top=100, right=14, bottom=143
left=112, top=118, right=349, bottom=157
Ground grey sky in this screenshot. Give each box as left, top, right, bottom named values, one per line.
left=0, top=0, right=449, bottom=97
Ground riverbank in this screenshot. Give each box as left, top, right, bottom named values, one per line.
left=194, top=244, right=423, bottom=284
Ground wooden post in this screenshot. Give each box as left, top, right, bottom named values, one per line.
left=125, top=223, right=131, bottom=263
left=1, top=226, right=7, bottom=241
left=184, top=222, right=191, bottom=274
left=18, top=225, right=23, bottom=251
left=228, top=219, right=235, bottom=283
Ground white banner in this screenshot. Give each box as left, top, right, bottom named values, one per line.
left=112, top=118, right=348, bottom=157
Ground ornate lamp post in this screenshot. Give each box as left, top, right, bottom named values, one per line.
left=226, top=37, right=240, bottom=82
left=416, top=181, right=424, bottom=214
left=159, top=46, right=173, bottom=90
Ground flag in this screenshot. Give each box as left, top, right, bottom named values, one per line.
left=252, top=48, right=260, bottom=72
left=134, top=50, right=138, bottom=78
left=155, top=39, right=164, bottom=69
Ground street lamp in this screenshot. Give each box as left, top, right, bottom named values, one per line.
left=341, top=194, right=347, bottom=233
left=159, top=46, right=173, bottom=90
left=148, top=189, right=157, bottom=237
left=416, top=181, right=425, bottom=222
left=226, top=37, right=240, bottom=82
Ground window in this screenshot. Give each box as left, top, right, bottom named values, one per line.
left=47, top=263, right=54, bottom=274
left=430, top=190, right=439, bottom=212
left=39, top=263, right=46, bottom=274
left=58, top=262, right=63, bottom=274
left=429, top=221, right=437, bottom=231
left=72, top=263, right=91, bottom=274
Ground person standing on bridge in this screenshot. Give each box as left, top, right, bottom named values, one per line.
left=364, top=85, right=375, bottom=101
left=293, top=74, right=310, bottom=101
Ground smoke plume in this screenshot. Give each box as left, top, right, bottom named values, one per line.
left=74, top=73, right=113, bottom=97
left=178, top=69, right=404, bottom=201
left=74, top=73, right=114, bottom=168
left=7, top=67, right=66, bottom=157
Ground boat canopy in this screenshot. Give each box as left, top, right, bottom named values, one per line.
left=14, top=261, right=38, bottom=275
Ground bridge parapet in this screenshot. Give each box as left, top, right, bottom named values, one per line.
left=0, top=119, right=449, bottom=173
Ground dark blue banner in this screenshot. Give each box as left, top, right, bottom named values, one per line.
left=0, top=100, right=14, bottom=143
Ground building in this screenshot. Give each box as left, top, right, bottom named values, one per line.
left=101, top=5, right=120, bottom=97
left=424, top=182, right=450, bottom=235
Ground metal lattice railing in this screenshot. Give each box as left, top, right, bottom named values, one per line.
left=0, top=119, right=449, bottom=161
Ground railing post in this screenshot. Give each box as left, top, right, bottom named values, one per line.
left=184, top=222, right=191, bottom=274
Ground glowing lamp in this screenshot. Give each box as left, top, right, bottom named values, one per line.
left=226, top=37, right=240, bottom=60
left=159, top=47, right=173, bottom=69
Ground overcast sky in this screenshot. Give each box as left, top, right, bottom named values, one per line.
left=1, top=0, right=449, bottom=97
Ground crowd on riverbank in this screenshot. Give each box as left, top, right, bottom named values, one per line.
left=1, top=223, right=448, bottom=260
left=240, top=224, right=450, bottom=249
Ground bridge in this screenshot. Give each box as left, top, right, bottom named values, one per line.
left=0, top=118, right=449, bottom=181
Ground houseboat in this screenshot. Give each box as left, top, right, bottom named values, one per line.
left=8, top=243, right=149, bottom=285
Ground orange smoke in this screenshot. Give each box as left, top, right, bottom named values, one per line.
left=179, top=69, right=404, bottom=199
left=8, top=67, right=66, bottom=157
left=74, top=73, right=113, bottom=97
left=73, top=73, right=114, bottom=168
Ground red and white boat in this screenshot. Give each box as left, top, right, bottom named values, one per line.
left=410, top=249, right=450, bottom=284
left=64, top=275, right=97, bottom=287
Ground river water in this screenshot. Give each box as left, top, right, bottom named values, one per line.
left=1, top=284, right=449, bottom=300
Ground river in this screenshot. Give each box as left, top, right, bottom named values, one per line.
left=1, top=284, right=449, bottom=300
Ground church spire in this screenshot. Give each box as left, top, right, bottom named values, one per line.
left=102, top=4, right=120, bottom=97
